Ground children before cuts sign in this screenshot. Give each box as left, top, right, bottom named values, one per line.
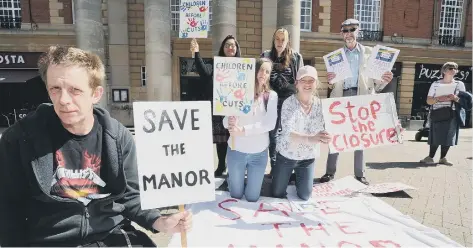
left=213, top=57, right=255, bottom=116
left=179, top=0, right=210, bottom=38
left=133, top=101, right=215, bottom=209
left=322, top=93, right=403, bottom=153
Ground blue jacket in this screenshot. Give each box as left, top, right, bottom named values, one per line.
left=455, top=90, right=473, bottom=126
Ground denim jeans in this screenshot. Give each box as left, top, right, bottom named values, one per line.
left=271, top=152, right=315, bottom=200
left=226, top=148, right=268, bottom=202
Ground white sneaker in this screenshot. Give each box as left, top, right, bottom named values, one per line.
left=439, top=158, right=453, bottom=166
left=420, top=156, right=435, bottom=164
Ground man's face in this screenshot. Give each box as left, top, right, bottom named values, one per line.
left=46, top=64, right=103, bottom=127
left=341, top=25, right=359, bottom=46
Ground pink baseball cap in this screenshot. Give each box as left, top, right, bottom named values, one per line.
left=296, top=65, right=318, bottom=80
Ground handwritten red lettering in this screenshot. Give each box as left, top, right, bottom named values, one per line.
left=300, top=223, right=329, bottom=236
left=369, top=240, right=401, bottom=247
left=262, top=223, right=290, bottom=238
left=367, top=121, right=375, bottom=131
left=338, top=241, right=362, bottom=247
left=335, top=221, right=364, bottom=235
left=358, top=106, right=370, bottom=120
left=346, top=101, right=357, bottom=123
left=276, top=245, right=284, bottom=248
left=386, top=128, right=397, bottom=143
left=218, top=199, right=242, bottom=220
left=332, top=128, right=399, bottom=150
left=329, top=101, right=344, bottom=124
left=254, top=202, right=289, bottom=217
left=318, top=201, right=341, bottom=215
left=370, top=100, right=381, bottom=119
left=332, top=135, right=345, bottom=152
left=349, top=134, right=360, bottom=147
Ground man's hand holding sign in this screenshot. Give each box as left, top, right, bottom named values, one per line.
left=133, top=101, right=215, bottom=247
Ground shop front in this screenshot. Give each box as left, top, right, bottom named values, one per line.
left=412, top=63, right=472, bottom=127
left=0, top=52, right=50, bottom=127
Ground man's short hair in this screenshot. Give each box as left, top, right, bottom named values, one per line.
left=38, top=46, right=105, bottom=90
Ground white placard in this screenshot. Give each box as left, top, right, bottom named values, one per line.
left=213, top=57, right=256, bottom=116
left=365, top=45, right=400, bottom=81
left=358, top=182, right=417, bottom=194
left=323, top=48, right=353, bottom=84
left=133, top=101, right=215, bottom=209
left=179, top=0, right=210, bottom=38
left=433, top=83, right=457, bottom=97
left=321, top=93, right=402, bottom=153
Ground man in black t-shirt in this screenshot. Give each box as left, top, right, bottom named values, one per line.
left=0, top=46, right=193, bottom=247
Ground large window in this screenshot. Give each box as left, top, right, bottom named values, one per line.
left=439, top=0, right=464, bottom=37
left=354, top=0, right=381, bottom=31
left=171, top=0, right=212, bottom=32
left=300, top=0, right=312, bottom=31
left=0, top=0, right=21, bottom=29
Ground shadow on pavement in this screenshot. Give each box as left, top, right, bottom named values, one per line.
left=372, top=191, right=413, bottom=199
left=366, top=162, right=438, bottom=170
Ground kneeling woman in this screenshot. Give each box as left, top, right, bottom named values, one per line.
left=271, top=65, right=331, bottom=200
left=223, top=58, right=278, bottom=202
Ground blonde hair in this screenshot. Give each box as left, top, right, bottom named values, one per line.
left=270, top=28, right=293, bottom=69
left=441, top=61, right=459, bottom=75
left=38, top=45, right=105, bottom=90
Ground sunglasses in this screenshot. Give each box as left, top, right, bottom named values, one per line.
left=342, top=27, right=357, bottom=33
left=448, top=67, right=458, bottom=70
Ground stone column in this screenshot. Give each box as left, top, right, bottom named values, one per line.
left=144, top=0, right=172, bottom=101
left=74, top=0, right=107, bottom=108
left=212, top=0, right=237, bottom=55
left=262, top=0, right=278, bottom=51
left=277, top=0, right=301, bottom=52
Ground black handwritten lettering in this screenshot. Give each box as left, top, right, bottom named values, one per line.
left=142, top=170, right=211, bottom=191
left=142, top=109, right=201, bottom=133
left=163, top=143, right=186, bottom=156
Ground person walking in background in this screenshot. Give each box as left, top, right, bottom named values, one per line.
left=261, top=27, right=304, bottom=178
left=320, top=19, right=393, bottom=185
left=420, top=62, right=470, bottom=165
left=190, top=35, right=242, bottom=177
left=222, top=58, right=278, bottom=202
left=271, top=65, right=331, bottom=201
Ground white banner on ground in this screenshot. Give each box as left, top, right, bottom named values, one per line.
left=133, top=101, right=215, bottom=209
left=168, top=190, right=461, bottom=247
left=322, top=93, right=403, bottom=153
left=358, top=182, right=417, bottom=194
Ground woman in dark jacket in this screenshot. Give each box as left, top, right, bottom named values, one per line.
left=190, top=35, right=242, bottom=177
left=261, top=28, right=304, bottom=176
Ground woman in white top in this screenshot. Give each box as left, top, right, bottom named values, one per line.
left=420, top=62, right=466, bottom=165
left=222, top=58, right=278, bottom=202
left=271, top=65, right=331, bottom=200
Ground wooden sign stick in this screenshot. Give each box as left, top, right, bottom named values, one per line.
left=178, top=204, right=188, bottom=248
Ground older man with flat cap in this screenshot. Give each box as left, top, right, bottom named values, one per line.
left=320, top=18, right=394, bottom=185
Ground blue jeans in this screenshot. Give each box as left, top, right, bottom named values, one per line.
left=226, top=148, right=268, bottom=202
left=271, top=152, right=315, bottom=200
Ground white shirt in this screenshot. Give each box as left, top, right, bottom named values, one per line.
left=428, top=80, right=465, bottom=110
left=223, top=91, right=278, bottom=154
left=276, top=95, right=325, bottom=160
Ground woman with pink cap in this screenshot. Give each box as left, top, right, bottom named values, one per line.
left=271, top=65, right=331, bottom=200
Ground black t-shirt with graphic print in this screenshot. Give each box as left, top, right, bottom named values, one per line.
left=50, top=115, right=110, bottom=205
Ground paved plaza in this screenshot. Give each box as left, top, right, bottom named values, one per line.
left=142, top=129, right=473, bottom=247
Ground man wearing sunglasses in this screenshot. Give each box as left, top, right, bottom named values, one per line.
left=320, top=18, right=394, bottom=185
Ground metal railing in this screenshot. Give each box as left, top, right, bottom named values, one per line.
left=435, top=35, right=466, bottom=47
left=358, top=30, right=384, bottom=42
left=0, top=16, right=22, bottom=29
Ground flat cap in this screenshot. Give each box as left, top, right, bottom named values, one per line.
left=341, top=18, right=360, bottom=28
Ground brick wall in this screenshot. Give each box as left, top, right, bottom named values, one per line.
left=236, top=0, right=262, bottom=57
left=330, top=0, right=353, bottom=33
left=466, top=2, right=472, bottom=42
left=58, top=0, right=73, bottom=24
left=383, top=0, right=434, bottom=39
left=127, top=0, right=146, bottom=100
left=311, top=0, right=321, bottom=32
left=21, top=0, right=50, bottom=23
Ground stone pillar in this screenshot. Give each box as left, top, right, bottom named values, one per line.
left=144, top=0, right=172, bottom=101
left=212, top=0, right=237, bottom=55
left=261, top=0, right=277, bottom=51
left=277, top=0, right=301, bottom=52
left=74, top=0, right=107, bottom=108
left=107, top=0, right=130, bottom=88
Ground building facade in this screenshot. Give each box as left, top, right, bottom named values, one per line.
left=0, top=0, right=471, bottom=127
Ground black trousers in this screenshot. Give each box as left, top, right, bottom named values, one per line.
left=81, top=223, right=156, bottom=247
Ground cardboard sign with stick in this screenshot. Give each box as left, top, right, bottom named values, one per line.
left=133, top=101, right=215, bottom=247
left=212, top=56, right=256, bottom=149
left=179, top=0, right=210, bottom=58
